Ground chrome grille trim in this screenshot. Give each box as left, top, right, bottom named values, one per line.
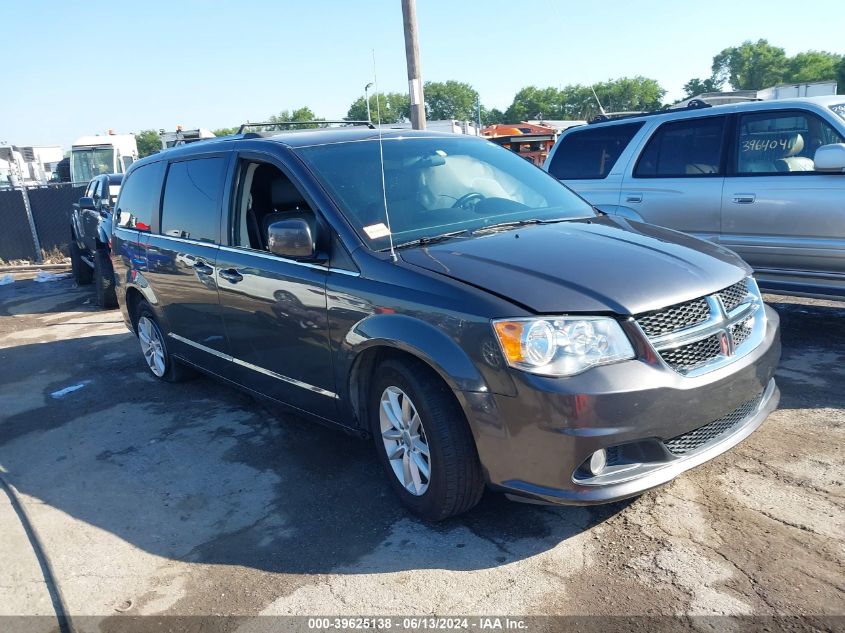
left=634, top=277, right=766, bottom=377
left=718, top=280, right=751, bottom=313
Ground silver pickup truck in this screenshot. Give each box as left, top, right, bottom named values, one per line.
left=544, top=96, right=845, bottom=300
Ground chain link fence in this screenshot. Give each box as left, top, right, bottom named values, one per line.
left=0, top=183, right=86, bottom=264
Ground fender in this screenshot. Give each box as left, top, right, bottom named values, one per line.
left=120, top=270, right=164, bottom=331
left=96, top=214, right=113, bottom=248
left=594, top=204, right=645, bottom=223
left=340, top=313, right=492, bottom=398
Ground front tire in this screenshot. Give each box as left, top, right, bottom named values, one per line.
left=70, top=240, right=92, bottom=285
left=94, top=249, right=117, bottom=308
left=135, top=302, right=194, bottom=382
left=370, top=358, right=484, bottom=521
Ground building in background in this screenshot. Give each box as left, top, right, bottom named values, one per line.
left=481, top=122, right=558, bottom=166
left=0, top=144, right=64, bottom=186
left=674, top=80, right=838, bottom=109
left=385, top=119, right=478, bottom=135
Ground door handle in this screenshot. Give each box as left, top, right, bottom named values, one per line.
left=218, top=268, right=243, bottom=283
left=193, top=261, right=214, bottom=275
left=625, top=193, right=643, bottom=203
left=732, top=194, right=756, bottom=204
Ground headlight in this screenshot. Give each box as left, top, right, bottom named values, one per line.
left=492, top=317, right=635, bottom=376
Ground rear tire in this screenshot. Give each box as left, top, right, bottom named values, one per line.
left=94, top=249, right=117, bottom=309
left=70, top=240, right=93, bottom=285
left=134, top=301, right=195, bottom=382
left=370, top=357, right=485, bottom=521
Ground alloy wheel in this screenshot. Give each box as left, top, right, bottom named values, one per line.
left=379, top=386, right=432, bottom=496
left=137, top=316, right=166, bottom=377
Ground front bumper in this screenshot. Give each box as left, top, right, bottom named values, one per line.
left=465, top=305, right=781, bottom=505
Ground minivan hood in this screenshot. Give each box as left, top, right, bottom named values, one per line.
left=399, top=216, right=751, bottom=315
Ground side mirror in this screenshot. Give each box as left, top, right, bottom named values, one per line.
left=267, top=218, right=316, bottom=260
left=813, top=143, right=845, bottom=172
left=79, top=196, right=96, bottom=210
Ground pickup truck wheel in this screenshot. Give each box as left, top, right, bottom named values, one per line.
left=94, top=249, right=117, bottom=309
left=370, top=358, right=484, bottom=520
left=70, top=241, right=93, bottom=285
left=135, top=302, right=194, bottom=382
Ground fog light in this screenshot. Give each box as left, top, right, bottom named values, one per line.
left=588, top=449, right=607, bottom=475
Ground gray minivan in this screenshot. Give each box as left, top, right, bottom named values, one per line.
left=111, top=128, right=781, bottom=520
left=544, top=96, right=845, bottom=300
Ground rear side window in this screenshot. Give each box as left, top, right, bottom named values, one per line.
left=115, top=161, right=166, bottom=232
left=635, top=116, right=726, bottom=178
left=735, top=110, right=844, bottom=174
left=547, top=122, right=643, bottom=180
left=160, top=157, right=226, bottom=243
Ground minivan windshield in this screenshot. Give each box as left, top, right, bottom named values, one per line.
left=297, top=136, right=595, bottom=249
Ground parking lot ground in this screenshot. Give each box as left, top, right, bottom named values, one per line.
left=0, top=276, right=843, bottom=628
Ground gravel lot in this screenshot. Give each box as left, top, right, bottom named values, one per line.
left=0, top=273, right=842, bottom=630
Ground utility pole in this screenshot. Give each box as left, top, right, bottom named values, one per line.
left=401, top=0, right=425, bottom=130
left=364, top=82, right=373, bottom=122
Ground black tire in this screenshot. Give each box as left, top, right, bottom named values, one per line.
left=94, top=249, right=117, bottom=308
left=134, top=301, right=195, bottom=382
left=370, top=357, right=484, bottom=521
left=70, top=240, right=93, bottom=285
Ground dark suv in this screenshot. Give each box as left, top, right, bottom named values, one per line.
left=112, top=128, right=781, bottom=520
left=70, top=173, right=122, bottom=307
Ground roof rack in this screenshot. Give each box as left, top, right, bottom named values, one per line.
left=237, top=120, right=375, bottom=134
left=588, top=99, right=712, bottom=125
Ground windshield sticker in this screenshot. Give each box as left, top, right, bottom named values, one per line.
left=363, top=222, right=391, bottom=239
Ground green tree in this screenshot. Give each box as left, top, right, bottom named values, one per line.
left=212, top=127, right=239, bottom=137
left=267, top=107, right=325, bottom=129
left=591, top=77, right=665, bottom=117
left=423, top=80, right=479, bottom=120
left=485, top=108, right=506, bottom=124
left=838, top=58, right=845, bottom=94
left=712, top=39, right=788, bottom=89
left=504, top=86, right=563, bottom=122
left=135, top=129, right=161, bottom=158
left=346, top=92, right=410, bottom=124
left=682, top=75, right=724, bottom=98
left=786, top=50, right=843, bottom=84
left=503, top=78, right=665, bottom=123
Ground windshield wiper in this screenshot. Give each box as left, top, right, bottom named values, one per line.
left=393, top=229, right=471, bottom=250
left=471, top=217, right=571, bottom=235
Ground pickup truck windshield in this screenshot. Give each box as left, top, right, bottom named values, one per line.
left=831, top=103, right=845, bottom=122
left=296, top=136, right=595, bottom=249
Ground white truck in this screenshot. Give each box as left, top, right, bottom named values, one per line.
left=70, top=132, right=138, bottom=183
left=159, top=127, right=216, bottom=150
left=0, top=145, right=64, bottom=186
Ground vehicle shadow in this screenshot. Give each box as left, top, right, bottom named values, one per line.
left=0, top=332, right=630, bottom=577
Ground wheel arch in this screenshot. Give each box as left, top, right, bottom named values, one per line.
left=341, top=314, right=490, bottom=430
left=124, top=283, right=161, bottom=333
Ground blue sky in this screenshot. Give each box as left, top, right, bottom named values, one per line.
left=3, top=0, right=844, bottom=148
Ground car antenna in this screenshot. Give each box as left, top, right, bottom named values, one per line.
left=373, top=49, right=398, bottom=263
left=591, top=86, right=607, bottom=116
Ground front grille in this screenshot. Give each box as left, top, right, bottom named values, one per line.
left=665, top=392, right=764, bottom=455
left=718, top=281, right=750, bottom=312
left=634, top=277, right=762, bottom=376
left=731, top=314, right=754, bottom=348
left=636, top=297, right=710, bottom=338
left=659, top=334, right=723, bottom=373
